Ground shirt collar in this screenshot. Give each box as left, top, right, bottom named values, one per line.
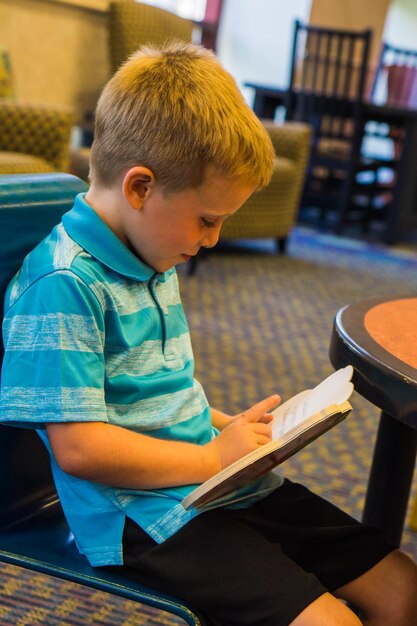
left=62, top=193, right=168, bottom=283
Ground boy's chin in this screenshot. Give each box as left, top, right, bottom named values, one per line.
left=152, top=259, right=180, bottom=273
left=151, top=254, right=193, bottom=273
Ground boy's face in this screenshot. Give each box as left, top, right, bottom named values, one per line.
left=124, top=167, right=255, bottom=273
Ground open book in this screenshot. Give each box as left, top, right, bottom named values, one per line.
left=182, top=366, right=354, bottom=510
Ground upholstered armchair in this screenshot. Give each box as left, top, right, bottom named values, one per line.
left=108, top=0, right=193, bottom=73
left=219, top=121, right=312, bottom=252
left=0, top=50, right=73, bottom=175
left=0, top=99, right=74, bottom=174
left=70, top=0, right=193, bottom=181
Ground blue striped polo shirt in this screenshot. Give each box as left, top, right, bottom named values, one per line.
left=1, top=193, right=283, bottom=567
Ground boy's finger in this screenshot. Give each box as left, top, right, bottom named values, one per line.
left=258, top=412, right=274, bottom=424
left=241, top=395, right=280, bottom=422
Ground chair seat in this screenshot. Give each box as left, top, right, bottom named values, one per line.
left=0, top=508, right=202, bottom=625
left=0, top=151, right=54, bottom=174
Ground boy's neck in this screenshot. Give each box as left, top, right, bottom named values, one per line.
left=85, top=184, right=128, bottom=247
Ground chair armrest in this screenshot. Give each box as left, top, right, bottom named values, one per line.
left=262, top=121, right=312, bottom=165
left=0, top=99, right=74, bottom=171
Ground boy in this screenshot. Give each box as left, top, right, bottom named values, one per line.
left=1, top=43, right=417, bottom=626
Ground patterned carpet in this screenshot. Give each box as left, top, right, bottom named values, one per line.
left=1, top=226, right=417, bottom=625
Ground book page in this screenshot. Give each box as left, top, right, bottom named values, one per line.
left=271, top=390, right=312, bottom=438
left=271, top=366, right=353, bottom=439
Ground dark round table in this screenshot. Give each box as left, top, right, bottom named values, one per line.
left=330, top=295, right=417, bottom=547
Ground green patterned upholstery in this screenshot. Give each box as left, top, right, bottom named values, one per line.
left=109, top=0, right=193, bottom=73
left=219, top=122, right=312, bottom=245
left=0, top=49, right=73, bottom=175
left=0, top=98, right=73, bottom=174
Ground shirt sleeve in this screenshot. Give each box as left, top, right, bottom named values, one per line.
left=1, top=271, right=107, bottom=428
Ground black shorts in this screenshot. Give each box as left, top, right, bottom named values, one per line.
left=116, top=479, right=393, bottom=626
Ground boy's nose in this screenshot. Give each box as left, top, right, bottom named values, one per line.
left=201, top=225, right=222, bottom=249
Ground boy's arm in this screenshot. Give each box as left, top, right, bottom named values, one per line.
left=45, top=395, right=278, bottom=490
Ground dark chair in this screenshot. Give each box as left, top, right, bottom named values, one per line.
left=356, top=42, right=417, bottom=229
left=285, top=20, right=372, bottom=233
left=0, top=173, right=206, bottom=626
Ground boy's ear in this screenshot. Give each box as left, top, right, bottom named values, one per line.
left=122, top=166, right=155, bottom=210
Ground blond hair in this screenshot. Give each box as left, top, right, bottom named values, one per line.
left=90, top=42, right=274, bottom=193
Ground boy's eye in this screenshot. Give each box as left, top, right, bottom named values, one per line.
left=201, top=217, right=216, bottom=228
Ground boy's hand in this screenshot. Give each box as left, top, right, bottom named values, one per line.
left=206, top=395, right=280, bottom=472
